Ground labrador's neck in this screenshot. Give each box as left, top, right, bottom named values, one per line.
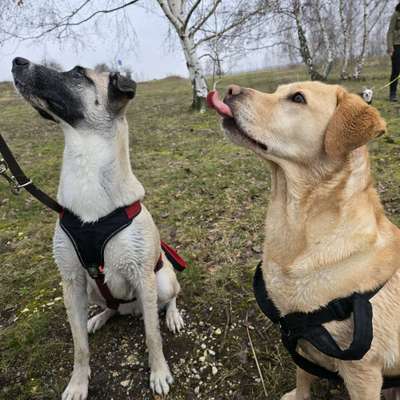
left=263, top=148, right=397, bottom=313
left=57, top=119, right=144, bottom=222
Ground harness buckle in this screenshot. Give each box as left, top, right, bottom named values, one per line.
left=87, top=265, right=103, bottom=279
left=0, top=159, right=21, bottom=194
left=0, top=159, right=7, bottom=175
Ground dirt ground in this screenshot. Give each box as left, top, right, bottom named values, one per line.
left=1, top=59, right=400, bottom=399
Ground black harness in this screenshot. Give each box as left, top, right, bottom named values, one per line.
left=253, top=262, right=400, bottom=389
left=60, top=201, right=186, bottom=309
left=0, top=133, right=186, bottom=310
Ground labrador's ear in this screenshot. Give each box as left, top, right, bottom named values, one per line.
left=324, top=87, right=386, bottom=160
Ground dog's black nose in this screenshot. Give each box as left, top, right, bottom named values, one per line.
left=13, top=57, right=30, bottom=67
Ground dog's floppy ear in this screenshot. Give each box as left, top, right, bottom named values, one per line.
left=109, top=72, right=136, bottom=100
left=324, top=87, right=386, bottom=160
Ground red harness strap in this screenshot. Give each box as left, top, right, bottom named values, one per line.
left=161, top=241, right=186, bottom=271
left=94, top=254, right=164, bottom=310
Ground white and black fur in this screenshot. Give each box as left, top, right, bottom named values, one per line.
left=359, top=87, right=374, bottom=105
left=12, top=57, right=184, bottom=399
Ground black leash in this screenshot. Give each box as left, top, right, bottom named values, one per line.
left=0, top=133, right=63, bottom=213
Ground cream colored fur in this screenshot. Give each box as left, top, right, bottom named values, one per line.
left=20, top=68, right=183, bottom=399
left=222, top=81, right=400, bottom=400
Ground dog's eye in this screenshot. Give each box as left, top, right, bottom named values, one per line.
left=291, top=92, right=306, bottom=104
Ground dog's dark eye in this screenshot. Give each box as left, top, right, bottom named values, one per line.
left=291, top=92, right=306, bottom=104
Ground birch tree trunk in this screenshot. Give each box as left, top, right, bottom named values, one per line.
left=353, top=0, right=368, bottom=79
left=180, top=34, right=209, bottom=112
left=157, top=0, right=208, bottom=112
left=339, top=0, right=351, bottom=79
left=315, top=0, right=334, bottom=80
left=293, top=0, right=324, bottom=81
left=352, top=0, right=390, bottom=79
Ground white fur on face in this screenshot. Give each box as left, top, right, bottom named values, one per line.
left=362, top=88, right=374, bottom=104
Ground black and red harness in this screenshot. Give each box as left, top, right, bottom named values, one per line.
left=0, top=134, right=186, bottom=310
left=253, top=262, right=400, bottom=389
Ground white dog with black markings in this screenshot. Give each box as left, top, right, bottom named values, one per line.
left=12, top=57, right=184, bottom=399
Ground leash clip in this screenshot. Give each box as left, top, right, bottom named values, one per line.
left=0, top=159, right=28, bottom=195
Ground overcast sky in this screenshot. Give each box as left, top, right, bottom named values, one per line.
left=0, top=3, right=270, bottom=83
left=0, top=6, right=188, bottom=82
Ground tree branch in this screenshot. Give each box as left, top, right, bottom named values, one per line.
left=194, top=6, right=264, bottom=48
left=183, top=0, right=202, bottom=31
left=156, top=0, right=183, bottom=32
left=189, top=0, right=222, bottom=37
left=4, top=0, right=141, bottom=41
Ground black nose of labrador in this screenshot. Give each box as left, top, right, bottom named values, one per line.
left=12, top=57, right=30, bottom=71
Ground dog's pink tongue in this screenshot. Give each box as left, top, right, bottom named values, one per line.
left=207, top=90, right=233, bottom=118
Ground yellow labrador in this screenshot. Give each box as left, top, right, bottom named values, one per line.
left=209, top=82, right=400, bottom=400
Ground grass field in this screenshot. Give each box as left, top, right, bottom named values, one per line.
left=1, top=59, right=400, bottom=400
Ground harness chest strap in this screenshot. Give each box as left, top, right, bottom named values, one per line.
left=59, top=201, right=186, bottom=310
left=253, top=262, right=400, bottom=390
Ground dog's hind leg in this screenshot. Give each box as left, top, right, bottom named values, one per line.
left=138, top=271, right=173, bottom=395
left=280, top=367, right=315, bottom=400
left=383, top=389, right=400, bottom=400
left=62, top=275, right=91, bottom=400
left=119, top=300, right=142, bottom=316
left=87, top=308, right=116, bottom=334
left=156, top=264, right=184, bottom=333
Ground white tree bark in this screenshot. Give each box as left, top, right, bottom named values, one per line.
left=353, top=0, right=391, bottom=79
left=339, top=0, right=351, bottom=79
left=315, top=0, right=334, bottom=79
left=157, top=0, right=209, bottom=112
left=353, top=0, right=368, bottom=79
left=181, top=33, right=209, bottom=111
left=293, top=0, right=323, bottom=80
left=156, top=0, right=267, bottom=112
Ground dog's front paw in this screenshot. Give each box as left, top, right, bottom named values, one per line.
left=150, top=364, right=174, bottom=395
left=166, top=307, right=184, bottom=333
left=62, top=375, right=89, bottom=400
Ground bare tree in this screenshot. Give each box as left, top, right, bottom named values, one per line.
left=1, top=0, right=395, bottom=94
left=339, top=0, right=353, bottom=79
left=268, top=0, right=334, bottom=81
left=292, top=0, right=325, bottom=80
left=264, top=0, right=394, bottom=81
left=352, top=0, right=391, bottom=79
left=314, top=0, right=334, bottom=79
left=0, top=0, right=267, bottom=112
left=0, top=1, right=140, bottom=46
left=156, top=0, right=268, bottom=112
